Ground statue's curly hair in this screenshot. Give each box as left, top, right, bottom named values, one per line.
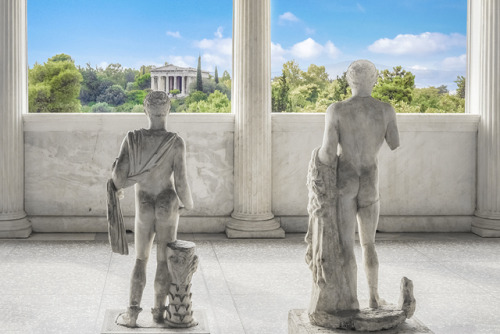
left=143, top=91, right=171, bottom=115
left=346, top=60, right=378, bottom=89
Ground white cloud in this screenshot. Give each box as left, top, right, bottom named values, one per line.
left=279, top=12, right=300, bottom=24
left=305, top=27, right=315, bottom=35
left=98, top=61, right=108, bottom=69
left=195, top=37, right=232, bottom=56
left=324, top=41, right=341, bottom=58
left=441, top=54, right=466, bottom=70
left=164, top=55, right=196, bottom=68
left=214, top=26, right=224, bottom=39
left=368, top=32, right=466, bottom=55
left=409, top=65, right=428, bottom=71
left=289, top=38, right=340, bottom=59
left=166, top=31, right=181, bottom=38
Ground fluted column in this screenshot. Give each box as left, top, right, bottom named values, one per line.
left=0, top=0, right=31, bottom=238
left=226, top=0, right=284, bottom=238
left=470, top=0, right=500, bottom=237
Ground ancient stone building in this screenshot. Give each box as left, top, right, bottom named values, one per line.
left=150, top=64, right=209, bottom=97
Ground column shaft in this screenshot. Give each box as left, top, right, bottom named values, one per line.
left=472, top=0, right=500, bottom=236
left=227, top=0, right=284, bottom=238
left=0, top=0, right=31, bottom=238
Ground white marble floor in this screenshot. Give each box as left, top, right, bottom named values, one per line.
left=1, top=232, right=499, bottom=334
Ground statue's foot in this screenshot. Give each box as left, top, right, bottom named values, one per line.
left=369, top=296, right=387, bottom=309
left=151, top=307, right=166, bottom=324
left=117, top=306, right=142, bottom=328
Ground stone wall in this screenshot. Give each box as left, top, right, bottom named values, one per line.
left=24, top=113, right=479, bottom=233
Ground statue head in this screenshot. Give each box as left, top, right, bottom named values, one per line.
left=143, top=91, right=171, bottom=118
left=346, top=60, right=378, bottom=97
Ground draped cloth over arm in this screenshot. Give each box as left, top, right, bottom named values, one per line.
left=305, top=148, right=358, bottom=316
left=106, top=131, right=179, bottom=255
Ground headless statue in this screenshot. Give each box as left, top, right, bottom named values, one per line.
left=305, top=60, right=414, bottom=331
left=110, top=91, right=194, bottom=327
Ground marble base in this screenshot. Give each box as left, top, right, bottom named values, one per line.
left=226, top=217, right=285, bottom=238
left=0, top=217, right=32, bottom=238
left=101, top=309, right=209, bottom=333
left=472, top=216, right=500, bottom=237
left=288, top=310, right=433, bottom=334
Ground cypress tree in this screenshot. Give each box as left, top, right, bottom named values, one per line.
left=214, top=66, right=219, bottom=84
left=196, top=55, right=203, bottom=92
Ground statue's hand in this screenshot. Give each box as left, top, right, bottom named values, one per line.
left=117, top=188, right=125, bottom=200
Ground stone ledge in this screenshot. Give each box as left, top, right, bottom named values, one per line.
left=288, top=309, right=433, bottom=334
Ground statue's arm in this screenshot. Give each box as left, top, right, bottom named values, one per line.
left=111, top=136, right=133, bottom=189
left=173, top=137, right=194, bottom=211
left=385, top=106, right=400, bottom=150
left=318, top=104, right=339, bottom=166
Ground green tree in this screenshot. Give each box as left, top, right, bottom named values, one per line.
left=372, top=66, right=415, bottom=103
left=196, top=55, right=203, bottom=92
left=127, top=90, right=148, bottom=105
left=97, top=84, right=127, bottom=105
left=79, top=63, right=112, bottom=104
left=185, top=91, right=208, bottom=106
left=170, top=89, right=180, bottom=97
left=303, top=64, right=329, bottom=90
left=91, top=102, right=113, bottom=113
left=411, top=87, right=441, bottom=113
left=134, top=72, right=151, bottom=90
left=28, top=53, right=82, bottom=113
left=214, top=66, right=219, bottom=84
left=333, top=72, right=349, bottom=101
left=455, top=75, right=466, bottom=99
left=282, top=60, right=304, bottom=88
left=187, top=90, right=230, bottom=113
left=271, top=70, right=290, bottom=112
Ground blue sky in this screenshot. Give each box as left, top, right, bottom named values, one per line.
left=28, top=0, right=467, bottom=89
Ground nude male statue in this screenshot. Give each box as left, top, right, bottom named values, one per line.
left=305, top=60, right=400, bottom=326
left=111, top=91, right=193, bottom=327
left=318, top=59, right=400, bottom=309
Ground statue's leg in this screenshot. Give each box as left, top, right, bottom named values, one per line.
left=337, top=159, right=361, bottom=310
left=124, top=191, right=156, bottom=327
left=338, top=190, right=360, bottom=310
left=152, top=189, right=179, bottom=322
left=357, top=169, right=381, bottom=309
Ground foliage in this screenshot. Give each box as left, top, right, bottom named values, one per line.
left=185, top=91, right=208, bottom=105
left=170, top=89, right=180, bottom=96
left=372, top=66, right=415, bottom=103
left=97, top=84, right=127, bottom=105
left=126, top=90, right=147, bottom=105
left=187, top=90, right=230, bottom=113
left=28, top=53, right=82, bottom=113
left=271, top=70, right=290, bottom=112
left=214, top=66, right=219, bottom=84
left=196, top=55, right=203, bottom=92
left=91, top=102, right=114, bottom=113
left=455, top=75, right=466, bottom=99
left=134, top=72, right=151, bottom=90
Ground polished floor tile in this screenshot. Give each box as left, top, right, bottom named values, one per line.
left=1, top=233, right=499, bottom=334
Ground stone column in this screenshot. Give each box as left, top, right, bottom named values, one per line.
left=0, top=0, right=31, bottom=238
left=470, top=0, right=500, bottom=237
left=226, top=0, right=284, bottom=238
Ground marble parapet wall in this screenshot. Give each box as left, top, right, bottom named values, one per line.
left=24, top=113, right=479, bottom=233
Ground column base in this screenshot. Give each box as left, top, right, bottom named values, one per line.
left=225, top=217, right=285, bottom=239
left=0, top=216, right=32, bottom=238
left=472, top=216, right=500, bottom=237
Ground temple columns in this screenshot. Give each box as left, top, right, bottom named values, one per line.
left=226, top=0, right=284, bottom=238
left=468, top=0, right=500, bottom=237
left=0, top=0, right=31, bottom=238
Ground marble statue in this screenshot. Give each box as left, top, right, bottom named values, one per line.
left=304, top=60, right=416, bottom=331
left=106, top=91, right=199, bottom=329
